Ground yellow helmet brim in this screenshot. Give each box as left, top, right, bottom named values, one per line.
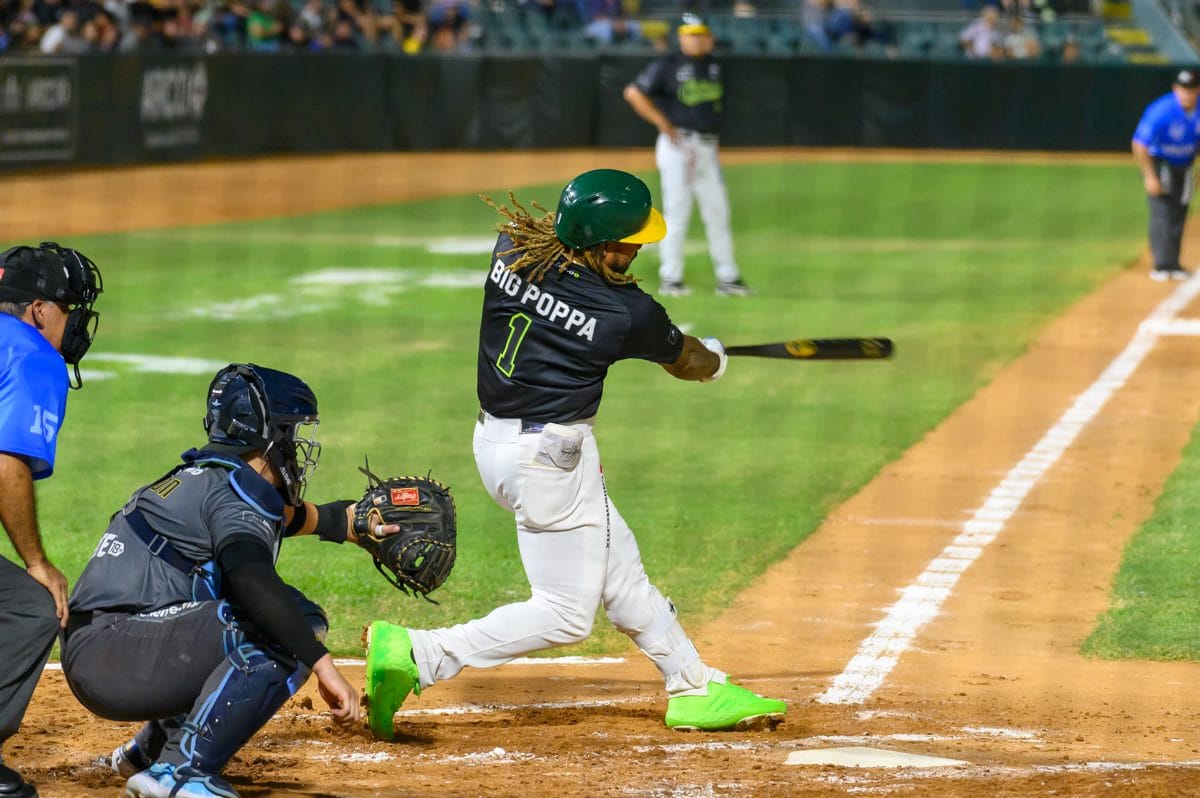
left=678, top=24, right=711, bottom=36
left=619, top=207, right=667, bottom=245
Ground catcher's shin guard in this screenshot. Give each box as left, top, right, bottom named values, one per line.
left=363, top=621, right=421, bottom=741
left=165, top=599, right=323, bottom=774
left=172, top=643, right=311, bottom=774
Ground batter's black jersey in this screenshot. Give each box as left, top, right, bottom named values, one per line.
left=631, top=53, right=724, bottom=135
left=477, top=233, right=684, bottom=422
left=69, top=450, right=286, bottom=614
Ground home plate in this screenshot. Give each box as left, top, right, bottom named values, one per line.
left=785, top=746, right=967, bottom=768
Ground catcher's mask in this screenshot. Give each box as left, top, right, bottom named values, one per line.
left=203, top=363, right=321, bottom=506
left=0, top=242, right=103, bottom=389
left=553, top=169, right=667, bottom=250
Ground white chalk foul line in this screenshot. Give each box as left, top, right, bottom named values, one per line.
left=816, top=276, right=1200, bottom=706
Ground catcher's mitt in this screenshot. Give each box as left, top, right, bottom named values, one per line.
left=353, top=462, right=457, bottom=601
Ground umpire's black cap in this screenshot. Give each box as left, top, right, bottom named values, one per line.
left=0, top=244, right=72, bottom=304
left=1175, top=68, right=1200, bottom=88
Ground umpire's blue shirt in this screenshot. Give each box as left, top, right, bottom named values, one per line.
left=0, top=313, right=68, bottom=479
left=1133, top=92, right=1200, bottom=166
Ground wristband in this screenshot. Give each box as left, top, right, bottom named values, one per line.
left=314, top=500, right=354, bottom=544
left=284, top=503, right=308, bottom=537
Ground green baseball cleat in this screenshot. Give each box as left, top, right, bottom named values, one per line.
left=363, top=621, right=421, bottom=741
left=664, top=680, right=787, bottom=732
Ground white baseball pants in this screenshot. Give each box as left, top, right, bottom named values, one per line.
left=655, top=130, right=740, bottom=285
left=408, top=413, right=721, bottom=696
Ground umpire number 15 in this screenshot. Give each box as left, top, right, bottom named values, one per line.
left=496, top=313, right=532, bottom=377
left=29, top=405, right=59, bottom=444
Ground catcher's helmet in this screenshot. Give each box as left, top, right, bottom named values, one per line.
left=204, top=363, right=321, bottom=506
left=553, top=169, right=667, bottom=250
left=0, top=242, right=103, bottom=389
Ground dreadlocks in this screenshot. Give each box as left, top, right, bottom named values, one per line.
left=481, top=193, right=637, bottom=286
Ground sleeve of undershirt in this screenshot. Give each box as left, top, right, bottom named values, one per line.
left=218, top=539, right=328, bottom=668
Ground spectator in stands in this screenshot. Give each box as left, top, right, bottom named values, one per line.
left=801, top=0, right=835, bottom=51
left=824, top=0, right=893, bottom=52
left=1, top=0, right=37, bottom=51
left=385, top=0, right=426, bottom=53
left=212, top=0, right=251, bottom=49
left=31, top=0, right=62, bottom=30
left=117, top=12, right=150, bottom=50
left=1059, top=33, right=1079, bottom=62
left=83, top=6, right=121, bottom=51
left=582, top=0, right=641, bottom=45
left=959, top=5, right=1001, bottom=58
left=331, top=14, right=358, bottom=47
left=39, top=8, right=89, bottom=52
left=337, top=0, right=377, bottom=45
left=427, top=0, right=469, bottom=51
left=287, top=0, right=326, bottom=49
left=7, top=0, right=43, bottom=50
left=149, top=0, right=205, bottom=50
left=1002, top=12, right=1039, bottom=58
left=247, top=0, right=284, bottom=49
left=522, top=0, right=558, bottom=20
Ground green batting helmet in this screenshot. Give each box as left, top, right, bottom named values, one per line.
left=553, top=169, right=667, bottom=250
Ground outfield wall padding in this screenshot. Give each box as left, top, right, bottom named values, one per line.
left=0, top=53, right=1180, bottom=167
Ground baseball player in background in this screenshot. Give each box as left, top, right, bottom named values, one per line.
left=1132, top=68, right=1200, bottom=281
left=363, top=169, right=786, bottom=740
left=0, top=243, right=103, bottom=798
left=60, top=364, right=383, bottom=798
left=623, top=13, right=752, bottom=298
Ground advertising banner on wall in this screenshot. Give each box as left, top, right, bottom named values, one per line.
left=138, top=58, right=208, bottom=157
left=0, top=58, right=77, bottom=163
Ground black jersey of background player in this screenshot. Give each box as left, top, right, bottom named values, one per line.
left=477, top=233, right=684, bottom=423
left=631, top=52, right=723, bottom=135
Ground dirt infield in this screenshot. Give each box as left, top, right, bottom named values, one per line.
left=8, top=150, right=1200, bottom=797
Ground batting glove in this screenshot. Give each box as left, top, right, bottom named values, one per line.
left=699, top=336, right=727, bottom=382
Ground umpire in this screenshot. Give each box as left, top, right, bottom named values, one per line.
left=0, top=243, right=102, bottom=798
left=1133, top=68, right=1200, bottom=281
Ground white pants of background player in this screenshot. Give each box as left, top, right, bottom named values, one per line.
left=656, top=130, right=741, bottom=286
left=408, top=412, right=723, bottom=697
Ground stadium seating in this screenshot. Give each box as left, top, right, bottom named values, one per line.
left=471, top=3, right=1144, bottom=63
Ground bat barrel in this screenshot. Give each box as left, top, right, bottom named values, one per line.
left=725, top=338, right=893, bottom=360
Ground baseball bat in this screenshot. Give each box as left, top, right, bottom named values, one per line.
left=724, top=337, right=894, bottom=360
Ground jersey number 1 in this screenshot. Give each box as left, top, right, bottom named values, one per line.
left=496, top=313, right=532, bottom=376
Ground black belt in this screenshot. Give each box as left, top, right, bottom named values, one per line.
left=477, top=410, right=545, bottom=435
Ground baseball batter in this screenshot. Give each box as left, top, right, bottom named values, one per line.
left=61, top=364, right=370, bottom=798
left=0, top=243, right=102, bottom=798
left=1132, top=68, right=1200, bottom=281
left=623, top=13, right=751, bottom=297
left=364, top=169, right=786, bottom=739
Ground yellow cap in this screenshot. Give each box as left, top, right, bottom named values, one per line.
left=678, top=12, right=710, bottom=36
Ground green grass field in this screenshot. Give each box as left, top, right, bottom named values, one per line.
left=0, top=159, right=1157, bottom=656
left=1083, top=419, right=1200, bottom=660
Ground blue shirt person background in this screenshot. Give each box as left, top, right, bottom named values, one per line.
left=0, top=243, right=103, bottom=798
left=1132, top=68, right=1200, bottom=280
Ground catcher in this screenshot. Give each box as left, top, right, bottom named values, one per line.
left=59, top=363, right=443, bottom=798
